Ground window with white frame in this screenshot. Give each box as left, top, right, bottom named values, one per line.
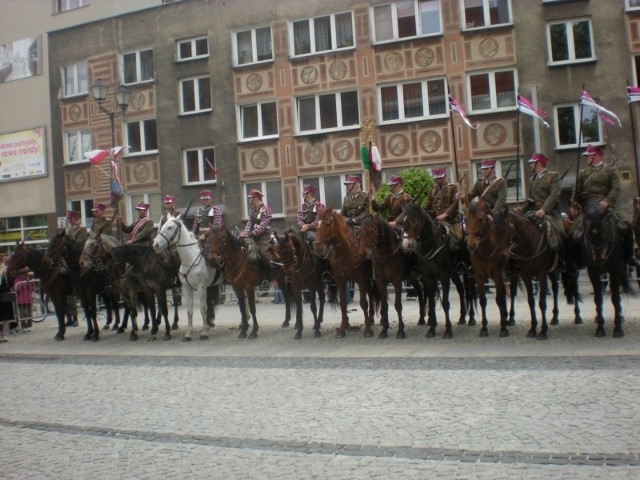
left=243, top=181, right=284, bottom=216
left=64, top=129, right=91, bottom=164
left=126, top=193, right=161, bottom=226
left=61, top=62, right=88, bottom=97
left=234, top=26, right=273, bottom=66
left=68, top=199, right=93, bottom=227
left=291, top=11, right=354, bottom=57
left=633, top=55, right=640, bottom=86
left=462, top=0, right=511, bottom=30
left=547, top=19, right=594, bottom=65
left=297, top=91, right=359, bottom=134
left=177, top=36, right=209, bottom=61
left=298, top=175, right=350, bottom=211
left=553, top=103, right=603, bottom=150
left=373, top=0, right=442, bottom=43
left=379, top=78, right=447, bottom=123
left=238, top=101, right=278, bottom=141
left=0, top=215, right=48, bottom=250
left=626, top=0, right=640, bottom=10
left=122, top=49, right=154, bottom=85
left=179, top=76, right=212, bottom=114
left=472, top=159, right=523, bottom=202
left=468, top=69, right=516, bottom=112
left=183, top=146, right=216, bottom=185
left=126, top=119, right=158, bottom=154
left=55, top=0, right=87, bottom=13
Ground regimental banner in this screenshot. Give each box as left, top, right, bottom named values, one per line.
left=0, top=127, right=47, bottom=182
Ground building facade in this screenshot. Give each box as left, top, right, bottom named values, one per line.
left=41, top=0, right=640, bottom=240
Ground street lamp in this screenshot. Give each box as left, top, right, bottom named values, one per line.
left=91, top=78, right=130, bottom=149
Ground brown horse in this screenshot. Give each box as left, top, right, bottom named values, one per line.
left=463, top=198, right=510, bottom=337
left=358, top=212, right=426, bottom=339
left=314, top=207, right=379, bottom=337
left=507, top=211, right=560, bottom=340
left=275, top=230, right=326, bottom=339
left=8, top=241, right=72, bottom=341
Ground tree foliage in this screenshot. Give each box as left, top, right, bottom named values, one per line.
left=373, top=167, right=434, bottom=207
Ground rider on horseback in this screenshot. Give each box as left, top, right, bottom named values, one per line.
left=120, top=202, right=154, bottom=245
left=240, top=189, right=275, bottom=271
left=90, top=204, right=113, bottom=236
left=570, top=144, right=637, bottom=267
left=373, top=174, right=412, bottom=230
left=424, top=168, right=462, bottom=251
left=297, top=184, right=324, bottom=244
left=520, top=153, right=564, bottom=252
left=63, top=210, right=88, bottom=327
left=341, top=175, right=369, bottom=229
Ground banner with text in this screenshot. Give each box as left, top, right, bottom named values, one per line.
left=0, top=127, right=47, bottom=182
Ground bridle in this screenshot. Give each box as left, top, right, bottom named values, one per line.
left=156, top=219, right=198, bottom=249
left=403, top=210, right=447, bottom=261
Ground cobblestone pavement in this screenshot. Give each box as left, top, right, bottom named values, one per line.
left=1, top=291, right=639, bottom=478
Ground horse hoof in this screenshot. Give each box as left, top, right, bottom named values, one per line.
left=248, top=332, right=258, bottom=339
left=294, top=332, right=302, bottom=340
left=182, top=336, right=192, bottom=342
left=336, top=330, right=346, bottom=338
left=480, top=330, right=489, bottom=337
left=129, top=333, right=138, bottom=341
left=527, top=330, right=537, bottom=339
left=150, top=330, right=158, bottom=336
left=364, top=330, right=374, bottom=338
left=378, top=331, right=388, bottom=339
left=83, top=334, right=92, bottom=341
left=147, top=336, right=157, bottom=342
left=111, top=324, right=119, bottom=331
left=54, top=334, right=64, bottom=341
left=199, top=335, right=208, bottom=341
left=536, top=333, right=548, bottom=341
left=103, top=324, right=111, bottom=331
left=426, top=329, right=436, bottom=338
left=314, top=330, right=321, bottom=338
left=550, top=319, right=559, bottom=326
left=417, top=319, right=426, bottom=326
left=595, top=329, right=606, bottom=338
left=117, top=328, right=125, bottom=334
left=396, top=331, right=406, bottom=340
left=141, top=325, right=149, bottom=331
left=614, top=330, right=624, bottom=338
left=163, top=334, right=172, bottom=341
left=171, top=323, right=179, bottom=331
left=574, top=317, right=583, bottom=325
left=500, top=330, right=509, bottom=338
left=282, top=321, right=290, bottom=328
left=506, top=319, right=516, bottom=327
left=443, top=331, right=453, bottom=340
left=239, top=332, right=247, bottom=339
left=468, top=319, right=477, bottom=326
left=91, top=336, right=99, bottom=342
left=457, top=319, right=466, bottom=325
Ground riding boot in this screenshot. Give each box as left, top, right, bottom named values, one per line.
left=623, top=228, right=639, bottom=267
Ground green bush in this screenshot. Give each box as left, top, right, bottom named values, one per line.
left=373, top=167, right=434, bottom=207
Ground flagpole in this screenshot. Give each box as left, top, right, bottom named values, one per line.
left=516, top=93, right=521, bottom=204
left=360, top=120, right=374, bottom=213
left=629, top=82, right=640, bottom=189
left=573, top=84, right=586, bottom=203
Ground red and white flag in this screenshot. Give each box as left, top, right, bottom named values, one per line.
left=84, top=149, right=109, bottom=165
left=627, top=86, right=640, bottom=104
left=449, top=95, right=479, bottom=129
left=517, top=94, right=549, bottom=128
left=580, top=90, right=622, bottom=127
left=110, top=145, right=127, bottom=159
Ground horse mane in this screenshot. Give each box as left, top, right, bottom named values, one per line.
left=111, top=244, right=154, bottom=265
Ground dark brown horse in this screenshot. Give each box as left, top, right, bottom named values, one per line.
left=507, top=211, right=561, bottom=340
left=8, top=241, right=72, bottom=341
left=314, top=207, right=379, bottom=338
left=579, top=198, right=632, bottom=337
left=401, top=204, right=471, bottom=339
left=358, top=213, right=426, bottom=339
left=275, top=230, right=326, bottom=339
left=463, top=198, right=510, bottom=337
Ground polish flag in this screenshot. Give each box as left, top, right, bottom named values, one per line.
left=84, top=149, right=109, bottom=165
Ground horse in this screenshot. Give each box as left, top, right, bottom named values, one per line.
left=358, top=213, right=426, bottom=339
left=462, top=198, right=510, bottom=337
left=7, top=241, right=72, bottom=341
left=578, top=198, right=632, bottom=337
left=506, top=211, right=561, bottom=340
left=401, top=204, right=471, bottom=339
left=153, top=213, right=223, bottom=341
left=314, top=207, right=379, bottom=338
left=275, top=230, right=326, bottom=339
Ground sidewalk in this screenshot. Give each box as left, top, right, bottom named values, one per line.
left=2, top=289, right=640, bottom=359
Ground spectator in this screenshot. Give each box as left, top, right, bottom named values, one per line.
left=13, top=269, right=34, bottom=330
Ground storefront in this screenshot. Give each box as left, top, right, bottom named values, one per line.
left=0, top=214, right=49, bottom=255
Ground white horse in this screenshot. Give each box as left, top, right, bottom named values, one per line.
left=153, top=213, right=224, bottom=341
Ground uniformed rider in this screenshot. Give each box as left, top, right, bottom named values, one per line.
left=297, top=184, right=324, bottom=243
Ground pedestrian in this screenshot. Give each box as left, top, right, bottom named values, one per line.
left=0, top=255, right=13, bottom=342
left=271, top=280, right=284, bottom=304
left=13, top=268, right=34, bottom=330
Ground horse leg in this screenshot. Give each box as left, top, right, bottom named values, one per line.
left=441, top=278, right=453, bottom=339
left=81, top=298, right=94, bottom=342
left=181, top=285, right=194, bottom=342
left=425, top=280, right=437, bottom=338
left=52, top=296, right=67, bottom=341
left=360, top=284, right=373, bottom=338
left=537, top=275, right=549, bottom=341
left=549, top=271, right=560, bottom=325
left=589, top=268, right=605, bottom=337
left=198, top=286, right=210, bottom=341
left=313, top=286, right=325, bottom=338
left=247, top=290, right=259, bottom=339
left=308, top=291, right=319, bottom=337
left=236, top=289, right=249, bottom=338
left=610, top=275, right=624, bottom=338
left=280, top=280, right=292, bottom=328
left=377, top=281, right=389, bottom=339
left=393, top=280, right=405, bottom=340
left=172, top=286, right=181, bottom=330
left=451, top=273, right=466, bottom=326
left=158, top=291, right=171, bottom=341
left=292, top=286, right=304, bottom=340
left=507, top=271, right=517, bottom=327
left=476, top=280, right=489, bottom=337
left=89, top=293, right=100, bottom=342
left=335, top=278, right=349, bottom=338
left=205, top=285, right=215, bottom=328
left=413, top=279, right=427, bottom=326
left=465, top=270, right=477, bottom=326
left=495, top=276, right=509, bottom=338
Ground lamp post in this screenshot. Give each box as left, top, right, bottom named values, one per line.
left=91, top=78, right=130, bottom=149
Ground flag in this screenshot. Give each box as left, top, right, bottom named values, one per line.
left=85, top=149, right=109, bottom=165
left=449, top=95, right=479, bottom=129
left=110, top=160, right=124, bottom=207
left=517, top=94, right=550, bottom=128
left=627, top=86, right=640, bottom=103
left=360, top=143, right=371, bottom=170
left=110, top=145, right=127, bottom=159
left=580, top=90, right=622, bottom=127
left=370, top=144, right=382, bottom=190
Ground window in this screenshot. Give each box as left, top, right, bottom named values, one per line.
left=626, top=0, right=640, bottom=10
left=234, top=26, right=273, bottom=66
left=61, top=62, right=88, bottom=97
left=299, top=175, right=356, bottom=212
left=177, top=36, right=209, bottom=61
left=291, top=11, right=354, bottom=56
left=238, top=101, right=278, bottom=141
left=64, top=129, right=91, bottom=164
left=179, top=76, right=212, bottom=114
left=126, top=119, right=158, bottom=154
left=633, top=55, right=640, bottom=86
left=553, top=103, right=603, bottom=150
left=297, top=91, right=359, bottom=134
left=373, top=0, right=442, bottom=43
left=468, top=69, right=516, bottom=112
left=462, top=0, right=511, bottom=30
left=122, top=49, right=154, bottom=85
left=472, top=159, right=523, bottom=202
left=547, top=19, right=594, bottom=65
left=243, top=181, right=284, bottom=217
left=68, top=199, right=93, bottom=228
left=0, top=215, right=48, bottom=249
left=183, top=146, right=217, bottom=185
left=126, top=193, right=161, bottom=226
left=55, top=0, right=87, bottom=13
left=379, top=78, right=447, bottom=123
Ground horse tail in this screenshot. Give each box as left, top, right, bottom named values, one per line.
left=464, top=270, right=477, bottom=312
left=561, top=265, right=581, bottom=305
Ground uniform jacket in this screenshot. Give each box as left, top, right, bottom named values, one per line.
left=160, top=207, right=179, bottom=230
left=524, top=170, right=561, bottom=216
left=373, top=191, right=412, bottom=223
left=573, top=164, right=621, bottom=208
left=297, top=200, right=324, bottom=230
left=424, top=183, right=459, bottom=223
left=122, top=217, right=154, bottom=245
left=90, top=217, right=113, bottom=236
left=341, top=191, right=370, bottom=225
left=65, top=224, right=89, bottom=245
left=245, top=203, right=272, bottom=238
left=467, top=176, right=507, bottom=214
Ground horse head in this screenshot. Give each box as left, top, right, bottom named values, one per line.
left=401, top=203, right=423, bottom=253
left=583, top=199, right=615, bottom=266
left=314, top=206, right=336, bottom=256
left=153, top=213, right=183, bottom=254
left=205, top=226, right=227, bottom=268
left=463, top=201, right=490, bottom=253
left=358, top=213, right=379, bottom=256
left=79, top=235, right=100, bottom=273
